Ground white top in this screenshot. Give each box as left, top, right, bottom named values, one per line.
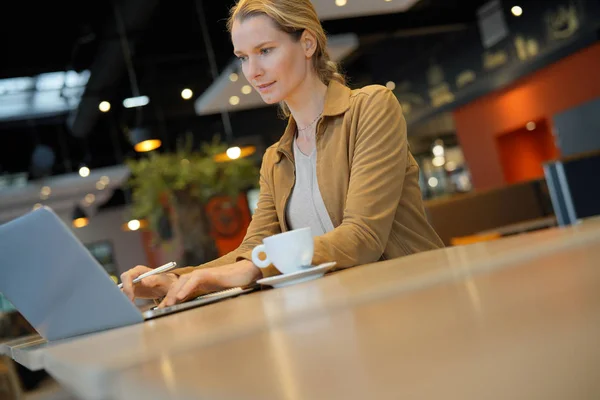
left=286, top=140, right=335, bottom=236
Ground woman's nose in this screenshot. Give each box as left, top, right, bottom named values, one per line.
left=246, top=57, right=263, bottom=81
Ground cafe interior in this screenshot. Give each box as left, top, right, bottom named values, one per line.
left=1, top=0, right=600, bottom=398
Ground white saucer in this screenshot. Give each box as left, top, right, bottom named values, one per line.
left=257, top=262, right=337, bottom=288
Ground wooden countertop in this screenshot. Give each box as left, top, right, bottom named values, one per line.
left=6, top=216, right=600, bottom=399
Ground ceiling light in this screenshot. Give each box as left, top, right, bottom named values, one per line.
left=241, top=85, right=252, bottom=95
left=432, top=156, right=446, bottom=167
left=40, top=186, right=51, bottom=198
left=130, top=127, right=162, bottom=152
left=181, top=88, right=193, bottom=100
left=214, top=146, right=256, bottom=163
left=79, top=166, right=90, bottom=177
left=72, top=205, right=89, bottom=229
left=33, top=203, right=43, bottom=211
left=100, top=176, right=110, bottom=185
left=229, top=73, right=239, bottom=82
left=526, top=121, right=536, bottom=131
left=135, top=140, right=162, bottom=152
left=99, top=101, right=111, bottom=112
left=127, top=219, right=141, bottom=231
left=445, top=161, right=457, bottom=172
left=335, top=0, right=347, bottom=6
left=85, top=193, right=96, bottom=204
left=123, top=95, right=150, bottom=108
left=432, top=145, right=444, bottom=157
left=511, top=6, right=523, bottom=16
left=121, top=219, right=148, bottom=232
left=96, top=181, right=106, bottom=190
left=428, top=177, right=439, bottom=188
left=226, top=146, right=242, bottom=160
left=229, top=96, right=240, bottom=106
left=385, top=0, right=392, bottom=2
left=385, top=81, right=396, bottom=91
left=73, top=218, right=89, bottom=229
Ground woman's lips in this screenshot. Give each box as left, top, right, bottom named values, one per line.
left=257, top=82, right=275, bottom=92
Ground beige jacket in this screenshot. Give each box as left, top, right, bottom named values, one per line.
left=175, top=81, right=444, bottom=278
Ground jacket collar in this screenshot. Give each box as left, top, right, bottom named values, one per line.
left=276, top=80, right=351, bottom=159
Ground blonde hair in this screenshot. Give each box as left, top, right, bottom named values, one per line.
left=227, top=0, right=345, bottom=117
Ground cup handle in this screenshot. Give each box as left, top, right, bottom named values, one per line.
left=251, top=244, right=271, bottom=269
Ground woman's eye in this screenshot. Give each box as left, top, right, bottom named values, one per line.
left=260, top=48, right=272, bottom=55
left=238, top=56, right=247, bottom=63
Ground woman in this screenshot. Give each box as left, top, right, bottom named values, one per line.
left=121, top=0, right=444, bottom=307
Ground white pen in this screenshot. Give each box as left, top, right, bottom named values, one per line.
left=117, top=261, right=177, bottom=289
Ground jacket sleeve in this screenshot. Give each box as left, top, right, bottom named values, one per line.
left=172, top=150, right=281, bottom=277
left=312, top=88, right=408, bottom=268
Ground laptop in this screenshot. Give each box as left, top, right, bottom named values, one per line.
left=0, top=206, right=256, bottom=342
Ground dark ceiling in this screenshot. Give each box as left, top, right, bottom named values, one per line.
left=0, top=0, right=488, bottom=180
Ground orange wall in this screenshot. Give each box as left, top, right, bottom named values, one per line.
left=453, top=42, right=600, bottom=190
left=496, top=119, right=559, bottom=184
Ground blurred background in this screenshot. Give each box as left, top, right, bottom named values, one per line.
left=1, top=0, right=600, bottom=280
left=1, top=0, right=600, bottom=395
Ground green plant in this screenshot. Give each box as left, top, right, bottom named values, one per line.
left=126, top=135, right=259, bottom=237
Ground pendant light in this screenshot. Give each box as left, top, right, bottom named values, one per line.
left=113, top=0, right=161, bottom=153
left=130, top=126, right=161, bottom=153
left=195, top=0, right=256, bottom=162
left=72, top=205, right=89, bottom=228
left=213, top=145, right=257, bottom=163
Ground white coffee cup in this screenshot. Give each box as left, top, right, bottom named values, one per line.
left=251, top=227, right=313, bottom=274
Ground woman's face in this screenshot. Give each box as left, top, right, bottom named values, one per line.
left=232, top=15, right=313, bottom=105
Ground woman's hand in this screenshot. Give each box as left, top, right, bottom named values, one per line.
left=120, top=265, right=178, bottom=302
left=157, top=260, right=261, bottom=308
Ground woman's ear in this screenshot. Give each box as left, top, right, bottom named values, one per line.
left=301, top=30, right=317, bottom=58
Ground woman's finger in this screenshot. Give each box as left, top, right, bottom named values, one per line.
left=175, top=271, right=207, bottom=302
left=159, top=274, right=190, bottom=308
left=121, top=265, right=148, bottom=301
